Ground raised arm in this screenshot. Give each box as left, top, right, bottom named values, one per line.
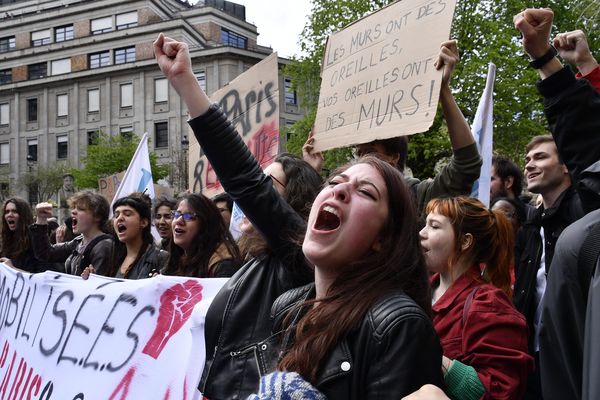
left=414, top=41, right=482, bottom=211
left=514, top=9, right=600, bottom=211
left=154, top=34, right=304, bottom=251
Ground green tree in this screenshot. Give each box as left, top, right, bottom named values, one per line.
left=19, top=163, right=71, bottom=204
left=284, top=0, right=599, bottom=178
left=72, top=132, right=169, bottom=189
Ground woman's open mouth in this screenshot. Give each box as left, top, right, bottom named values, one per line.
left=314, top=205, right=341, bottom=232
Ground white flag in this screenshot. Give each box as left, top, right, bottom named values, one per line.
left=112, top=132, right=155, bottom=209
left=470, top=63, right=496, bottom=208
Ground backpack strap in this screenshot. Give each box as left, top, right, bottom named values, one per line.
left=77, top=234, right=112, bottom=275
left=462, top=287, right=479, bottom=328
left=578, top=222, right=600, bottom=297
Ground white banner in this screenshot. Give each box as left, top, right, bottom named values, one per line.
left=470, top=63, right=496, bottom=207
left=0, top=264, right=226, bottom=400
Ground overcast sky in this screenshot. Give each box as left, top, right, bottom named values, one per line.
left=195, top=0, right=313, bottom=58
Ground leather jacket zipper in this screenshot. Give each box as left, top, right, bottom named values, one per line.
left=199, top=261, right=254, bottom=393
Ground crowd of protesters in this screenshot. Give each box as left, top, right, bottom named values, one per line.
left=0, top=6, right=598, bottom=400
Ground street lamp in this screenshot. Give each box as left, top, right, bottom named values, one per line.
left=26, top=154, right=37, bottom=204
left=181, top=135, right=189, bottom=192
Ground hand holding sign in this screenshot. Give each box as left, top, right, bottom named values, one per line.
left=313, top=0, right=457, bottom=152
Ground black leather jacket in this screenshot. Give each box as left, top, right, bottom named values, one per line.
left=514, top=185, right=584, bottom=352
left=271, top=284, right=444, bottom=399
left=189, top=105, right=313, bottom=399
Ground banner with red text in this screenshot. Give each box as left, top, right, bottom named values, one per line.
left=0, top=264, right=225, bottom=400
left=313, top=0, right=457, bottom=151
left=188, top=53, right=280, bottom=197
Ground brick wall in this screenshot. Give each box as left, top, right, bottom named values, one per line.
left=195, top=22, right=220, bottom=43
left=12, top=66, right=27, bottom=82
left=15, top=32, right=30, bottom=50
left=135, top=42, right=154, bottom=61
left=139, top=7, right=162, bottom=25
left=71, top=54, right=87, bottom=72
left=73, top=19, right=90, bottom=39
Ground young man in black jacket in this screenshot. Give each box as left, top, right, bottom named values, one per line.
left=514, top=8, right=600, bottom=400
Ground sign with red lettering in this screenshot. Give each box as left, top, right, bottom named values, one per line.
left=313, top=0, right=457, bottom=151
left=0, top=264, right=225, bottom=400
left=188, top=53, right=280, bottom=197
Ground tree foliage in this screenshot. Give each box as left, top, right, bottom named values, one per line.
left=72, top=132, right=169, bottom=189
left=19, top=164, right=71, bottom=204
left=284, top=0, right=599, bottom=178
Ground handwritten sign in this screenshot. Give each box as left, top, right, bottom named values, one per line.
left=313, top=0, right=457, bottom=152
left=99, top=172, right=174, bottom=202
left=0, top=264, right=225, bottom=400
left=98, top=172, right=125, bottom=202
left=188, top=53, right=280, bottom=198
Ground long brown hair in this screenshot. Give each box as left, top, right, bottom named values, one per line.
left=425, top=196, right=514, bottom=297
left=278, top=156, right=430, bottom=382
left=0, top=198, right=33, bottom=260
left=164, top=193, right=242, bottom=277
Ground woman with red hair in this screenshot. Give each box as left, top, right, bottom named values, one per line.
left=420, top=196, right=533, bottom=399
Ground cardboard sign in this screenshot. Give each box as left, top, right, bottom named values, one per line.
left=188, top=53, right=280, bottom=198
left=0, top=264, right=226, bottom=400
left=99, top=172, right=174, bottom=202
left=98, top=172, right=125, bottom=202
left=313, top=0, right=457, bottom=152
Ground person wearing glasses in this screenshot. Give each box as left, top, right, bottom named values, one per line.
left=110, top=192, right=168, bottom=279
left=162, top=193, right=241, bottom=278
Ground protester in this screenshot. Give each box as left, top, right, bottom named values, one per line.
left=349, top=40, right=481, bottom=214
left=211, top=192, right=233, bottom=227
left=162, top=193, right=241, bottom=278
left=490, top=196, right=526, bottom=236
left=0, top=198, right=39, bottom=271
left=512, top=134, right=583, bottom=399
left=153, top=195, right=176, bottom=250
left=30, top=192, right=113, bottom=276
left=513, top=9, right=600, bottom=400
left=237, top=153, right=322, bottom=261
left=155, top=33, right=443, bottom=399
left=109, top=192, right=167, bottom=279
left=421, top=196, right=533, bottom=399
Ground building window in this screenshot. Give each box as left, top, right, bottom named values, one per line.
left=0, top=103, right=8, bottom=126
left=284, top=78, right=297, bottom=105
left=28, top=62, right=47, bottom=80
left=116, top=12, right=138, bottom=30
left=50, top=59, right=71, bottom=76
left=0, top=143, right=9, bottom=165
left=0, top=36, right=15, bottom=53
left=27, top=98, right=38, bottom=122
left=57, top=94, right=68, bottom=117
left=194, top=70, right=206, bottom=92
left=57, top=135, right=68, bottom=159
left=154, top=78, right=168, bottom=103
left=91, top=16, right=113, bottom=34
left=154, top=122, right=168, bottom=148
left=88, top=89, right=100, bottom=113
left=54, top=25, right=73, bottom=42
left=27, top=139, right=38, bottom=162
left=220, top=28, right=247, bottom=49
left=120, top=126, right=133, bottom=141
left=114, top=47, right=135, bottom=64
left=87, top=130, right=99, bottom=146
left=0, top=69, right=11, bottom=85
left=120, top=83, right=133, bottom=108
left=89, top=51, right=111, bottom=69
left=31, top=29, right=51, bottom=46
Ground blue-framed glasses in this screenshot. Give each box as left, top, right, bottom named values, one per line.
left=171, top=211, right=199, bottom=221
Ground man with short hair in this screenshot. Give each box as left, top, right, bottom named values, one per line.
left=490, top=155, right=524, bottom=201
left=513, top=133, right=583, bottom=399
left=212, top=192, right=233, bottom=227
